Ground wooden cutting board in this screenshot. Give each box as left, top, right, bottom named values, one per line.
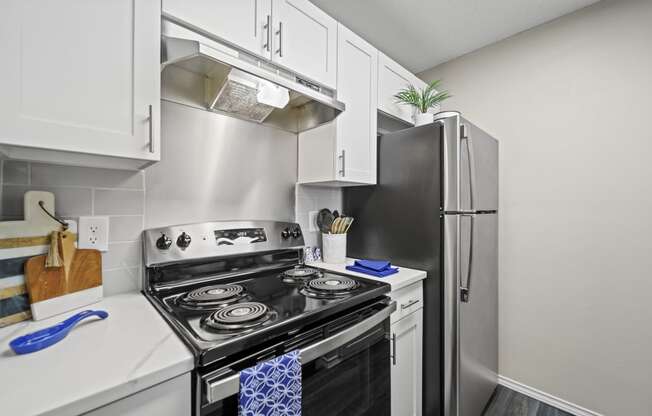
left=25, top=250, right=102, bottom=303
left=0, top=191, right=80, bottom=326
left=24, top=231, right=102, bottom=319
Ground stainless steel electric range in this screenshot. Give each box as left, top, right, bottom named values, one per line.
left=142, top=220, right=395, bottom=416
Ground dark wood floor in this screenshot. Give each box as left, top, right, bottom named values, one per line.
left=483, top=385, right=573, bottom=416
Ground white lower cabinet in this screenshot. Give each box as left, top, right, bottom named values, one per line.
left=390, top=282, right=423, bottom=416
left=83, top=373, right=191, bottom=416
left=391, top=309, right=423, bottom=416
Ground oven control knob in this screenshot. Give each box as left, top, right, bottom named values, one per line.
left=156, top=234, right=172, bottom=250
left=291, top=228, right=302, bottom=239
left=176, top=232, right=192, bottom=248
left=281, top=228, right=291, bottom=239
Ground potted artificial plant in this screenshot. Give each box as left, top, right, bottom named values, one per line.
left=394, top=79, right=451, bottom=126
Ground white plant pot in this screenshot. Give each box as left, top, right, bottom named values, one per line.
left=414, top=112, right=434, bottom=126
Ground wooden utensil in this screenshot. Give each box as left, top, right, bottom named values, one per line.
left=24, top=231, right=102, bottom=320
left=343, top=217, right=355, bottom=233
left=331, top=217, right=343, bottom=234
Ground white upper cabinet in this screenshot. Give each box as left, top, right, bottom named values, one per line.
left=335, top=25, right=378, bottom=184
left=298, top=24, right=377, bottom=186
left=271, top=0, right=337, bottom=89
left=378, top=52, right=426, bottom=125
left=163, top=0, right=337, bottom=90
left=0, top=0, right=161, bottom=168
left=0, top=0, right=161, bottom=170
left=162, top=0, right=273, bottom=60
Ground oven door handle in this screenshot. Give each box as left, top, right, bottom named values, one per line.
left=205, top=301, right=396, bottom=404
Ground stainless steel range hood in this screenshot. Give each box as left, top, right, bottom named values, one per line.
left=161, top=19, right=345, bottom=133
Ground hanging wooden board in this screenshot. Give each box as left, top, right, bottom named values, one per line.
left=24, top=231, right=103, bottom=320
left=0, top=191, right=79, bottom=326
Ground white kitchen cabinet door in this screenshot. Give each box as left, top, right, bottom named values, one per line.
left=335, top=25, right=378, bottom=184
left=391, top=309, right=423, bottom=416
left=163, top=0, right=273, bottom=60
left=272, top=0, right=337, bottom=89
left=0, top=0, right=160, bottom=169
left=378, top=52, right=425, bottom=125
left=83, top=373, right=191, bottom=416
left=297, top=24, right=377, bottom=186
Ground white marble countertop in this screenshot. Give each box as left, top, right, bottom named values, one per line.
left=0, top=293, right=194, bottom=416
left=308, top=258, right=427, bottom=291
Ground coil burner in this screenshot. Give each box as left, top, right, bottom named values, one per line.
left=303, top=276, right=359, bottom=298
left=178, top=284, right=245, bottom=310
left=281, top=266, right=321, bottom=283
left=202, top=302, right=274, bottom=331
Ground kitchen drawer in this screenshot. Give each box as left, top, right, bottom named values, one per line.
left=390, top=281, right=423, bottom=323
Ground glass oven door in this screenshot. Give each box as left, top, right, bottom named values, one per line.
left=199, top=301, right=395, bottom=416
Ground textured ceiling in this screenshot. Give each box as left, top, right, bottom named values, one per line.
left=311, top=0, right=601, bottom=73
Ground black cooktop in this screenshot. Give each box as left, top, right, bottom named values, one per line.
left=151, top=266, right=390, bottom=366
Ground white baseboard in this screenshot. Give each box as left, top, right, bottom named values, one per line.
left=498, top=375, right=604, bottom=416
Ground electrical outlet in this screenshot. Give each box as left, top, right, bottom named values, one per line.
left=78, top=216, right=110, bottom=251
left=308, top=211, right=319, bottom=232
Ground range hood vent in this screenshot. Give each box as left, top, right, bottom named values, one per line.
left=161, top=19, right=345, bottom=133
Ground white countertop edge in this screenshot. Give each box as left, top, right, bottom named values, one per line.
left=307, top=258, right=427, bottom=291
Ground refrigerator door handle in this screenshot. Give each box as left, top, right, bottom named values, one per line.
left=460, top=212, right=475, bottom=303
left=461, top=124, right=478, bottom=211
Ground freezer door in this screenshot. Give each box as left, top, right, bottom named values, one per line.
left=459, top=119, right=499, bottom=212
left=438, top=112, right=498, bottom=213
left=458, top=212, right=498, bottom=416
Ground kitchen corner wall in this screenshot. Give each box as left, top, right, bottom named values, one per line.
left=295, top=185, right=342, bottom=248
left=0, top=160, right=145, bottom=295
left=418, top=0, right=652, bottom=414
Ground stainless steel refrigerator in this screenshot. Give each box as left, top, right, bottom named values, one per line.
left=344, top=111, right=498, bottom=416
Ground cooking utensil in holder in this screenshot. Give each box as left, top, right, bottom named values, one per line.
left=322, top=233, right=346, bottom=264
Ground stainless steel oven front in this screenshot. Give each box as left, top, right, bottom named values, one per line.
left=195, top=300, right=395, bottom=416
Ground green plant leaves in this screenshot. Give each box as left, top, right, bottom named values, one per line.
left=394, top=79, right=451, bottom=113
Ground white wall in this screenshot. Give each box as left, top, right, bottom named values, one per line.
left=419, top=0, right=652, bottom=414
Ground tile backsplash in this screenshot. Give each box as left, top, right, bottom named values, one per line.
left=0, top=160, right=145, bottom=295
left=1, top=160, right=343, bottom=296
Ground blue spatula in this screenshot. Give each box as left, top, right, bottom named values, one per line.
left=9, top=310, right=108, bottom=355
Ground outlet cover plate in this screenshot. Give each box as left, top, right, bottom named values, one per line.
left=78, top=216, right=110, bottom=252
left=308, top=211, right=319, bottom=232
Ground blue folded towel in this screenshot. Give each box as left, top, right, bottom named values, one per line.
left=239, top=350, right=302, bottom=416
left=346, top=259, right=399, bottom=277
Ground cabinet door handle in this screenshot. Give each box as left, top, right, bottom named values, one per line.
left=391, top=333, right=397, bottom=365
left=276, top=22, right=283, bottom=57
left=338, top=150, right=346, bottom=177
left=263, top=15, right=271, bottom=52
left=148, top=104, right=154, bottom=153
left=401, top=299, right=420, bottom=310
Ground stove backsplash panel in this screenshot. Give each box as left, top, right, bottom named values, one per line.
left=145, top=102, right=298, bottom=229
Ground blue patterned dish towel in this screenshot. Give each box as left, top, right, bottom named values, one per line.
left=239, top=350, right=302, bottom=416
